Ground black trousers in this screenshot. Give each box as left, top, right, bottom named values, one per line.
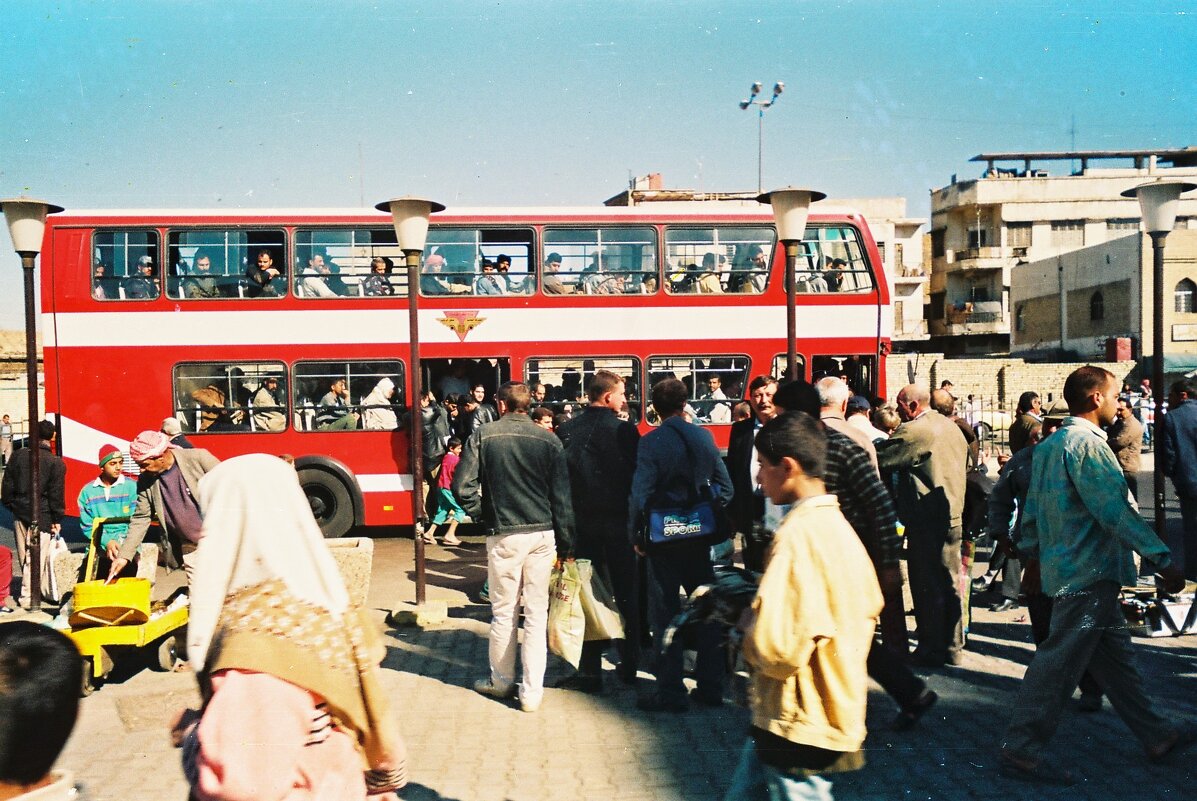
left=574, top=520, right=641, bottom=677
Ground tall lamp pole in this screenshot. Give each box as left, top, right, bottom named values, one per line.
left=739, top=82, right=784, bottom=194
left=1, top=198, right=63, bottom=611
left=757, top=187, right=825, bottom=381
left=1121, top=179, right=1196, bottom=544
left=376, top=196, right=445, bottom=606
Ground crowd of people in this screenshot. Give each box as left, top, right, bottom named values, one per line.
left=3, top=364, right=1197, bottom=798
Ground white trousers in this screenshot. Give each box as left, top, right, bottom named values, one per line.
left=486, top=529, right=556, bottom=706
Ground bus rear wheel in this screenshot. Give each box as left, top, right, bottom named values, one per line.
left=298, top=469, right=354, bottom=538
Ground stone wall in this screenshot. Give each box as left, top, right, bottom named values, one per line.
left=885, top=352, right=1137, bottom=409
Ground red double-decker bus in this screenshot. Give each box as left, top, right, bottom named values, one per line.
left=40, top=204, right=891, bottom=536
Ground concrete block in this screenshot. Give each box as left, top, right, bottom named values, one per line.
left=326, top=537, right=373, bottom=607
left=389, top=600, right=449, bottom=627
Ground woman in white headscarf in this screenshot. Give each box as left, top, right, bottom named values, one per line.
left=180, top=454, right=406, bottom=801
left=360, top=378, right=398, bottom=431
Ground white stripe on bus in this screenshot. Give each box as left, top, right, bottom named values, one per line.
left=45, top=306, right=893, bottom=348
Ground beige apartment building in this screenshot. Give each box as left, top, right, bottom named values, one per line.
left=928, top=148, right=1197, bottom=355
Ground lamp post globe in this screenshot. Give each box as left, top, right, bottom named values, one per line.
left=756, top=187, right=826, bottom=381
left=2, top=197, right=63, bottom=611
left=1121, top=179, right=1197, bottom=545
left=375, top=196, right=444, bottom=606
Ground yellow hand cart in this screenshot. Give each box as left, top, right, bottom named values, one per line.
left=64, top=517, right=189, bottom=695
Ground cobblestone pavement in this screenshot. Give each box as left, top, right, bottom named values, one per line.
left=2, top=460, right=1194, bottom=800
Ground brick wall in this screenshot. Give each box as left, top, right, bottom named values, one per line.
left=885, top=353, right=1136, bottom=409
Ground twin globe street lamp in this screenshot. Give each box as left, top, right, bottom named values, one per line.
left=756, top=187, right=826, bottom=382
left=1121, top=179, right=1197, bottom=543
left=376, top=196, right=445, bottom=606
left=1, top=197, right=64, bottom=611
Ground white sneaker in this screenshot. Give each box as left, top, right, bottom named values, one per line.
left=519, top=697, right=541, bottom=713
left=473, top=678, right=516, bottom=700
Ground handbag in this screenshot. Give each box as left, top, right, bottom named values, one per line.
left=575, top=559, right=624, bottom=642
left=546, top=560, right=585, bottom=668
left=642, top=426, right=726, bottom=548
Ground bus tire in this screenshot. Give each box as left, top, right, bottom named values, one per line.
left=298, top=468, right=354, bottom=538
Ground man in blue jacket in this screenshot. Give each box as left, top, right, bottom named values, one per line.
left=629, top=378, right=733, bottom=712
left=1161, top=378, right=1197, bottom=579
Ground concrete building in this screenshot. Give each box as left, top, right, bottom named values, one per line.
left=605, top=175, right=929, bottom=343
left=928, top=148, right=1197, bottom=355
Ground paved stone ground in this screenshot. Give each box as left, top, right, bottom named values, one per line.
left=2, top=460, right=1195, bottom=800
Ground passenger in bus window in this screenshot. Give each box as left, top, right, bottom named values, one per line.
left=363, top=256, right=397, bottom=296
left=495, top=253, right=524, bottom=293
left=696, top=252, right=725, bottom=294
left=184, top=252, right=221, bottom=299
left=246, top=249, right=284, bottom=297
left=530, top=383, right=547, bottom=406
left=541, top=252, right=570, bottom=295
left=300, top=253, right=341, bottom=298
left=360, top=377, right=399, bottom=430
left=125, top=255, right=160, bottom=299
left=250, top=375, right=286, bottom=432
left=474, top=259, right=506, bottom=296
left=315, top=378, right=359, bottom=430
left=824, top=257, right=848, bottom=292
left=595, top=272, right=627, bottom=295
left=745, top=245, right=770, bottom=293
left=420, top=253, right=453, bottom=295
left=701, top=374, right=732, bottom=423
left=795, top=262, right=828, bottom=293
left=92, top=262, right=117, bottom=300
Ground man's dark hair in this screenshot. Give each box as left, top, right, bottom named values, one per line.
left=772, top=380, right=821, bottom=418
left=748, top=374, right=778, bottom=393
left=651, top=378, right=689, bottom=417
left=36, top=420, right=57, bottom=442
left=754, top=411, right=827, bottom=480
left=587, top=370, right=624, bottom=402
left=1063, top=366, right=1115, bottom=412
left=0, top=622, right=82, bottom=785
left=531, top=407, right=554, bottom=423
left=446, top=436, right=462, bottom=449
left=495, top=381, right=532, bottom=414
left=1171, top=379, right=1197, bottom=398
left=1016, top=391, right=1040, bottom=414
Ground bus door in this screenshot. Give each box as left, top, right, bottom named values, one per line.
left=421, top=357, right=511, bottom=403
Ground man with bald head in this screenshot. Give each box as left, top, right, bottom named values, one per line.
left=878, top=384, right=970, bottom=667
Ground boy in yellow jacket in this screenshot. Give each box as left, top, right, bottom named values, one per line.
left=727, top=411, right=884, bottom=800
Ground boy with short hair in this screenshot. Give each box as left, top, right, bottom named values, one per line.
left=424, top=437, right=465, bottom=546
left=0, top=621, right=87, bottom=799
left=726, top=411, right=883, bottom=800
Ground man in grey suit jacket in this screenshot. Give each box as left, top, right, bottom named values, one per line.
left=107, top=430, right=220, bottom=580
left=878, top=384, right=970, bottom=667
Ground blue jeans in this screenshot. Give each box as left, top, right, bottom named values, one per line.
left=724, top=740, right=835, bottom=801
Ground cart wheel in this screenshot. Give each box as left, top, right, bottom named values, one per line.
left=81, top=658, right=96, bottom=697
left=155, top=635, right=179, bottom=672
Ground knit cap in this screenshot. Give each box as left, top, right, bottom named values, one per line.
left=98, top=444, right=123, bottom=468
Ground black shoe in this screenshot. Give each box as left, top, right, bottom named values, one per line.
left=971, top=577, right=993, bottom=593
left=615, top=660, right=639, bottom=685
left=554, top=674, right=603, bottom=694
left=689, top=688, right=724, bottom=708
left=990, top=599, right=1019, bottom=613
left=893, top=689, right=938, bottom=731
left=636, top=694, right=688, bottom=713
left=910, top=652, right=946, bottom=668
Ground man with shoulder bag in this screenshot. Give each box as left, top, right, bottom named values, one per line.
left=629, top=378, right=733, bottom=712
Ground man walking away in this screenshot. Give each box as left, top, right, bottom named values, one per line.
left=1000, top=366, right=1193, bottom=785
left=556, top=370, right=641, bottom=692
left=454, top=382, right=575, bottom=713
left=877, top=384, right=969, bottom=667
left=1161, top=379, right=1197, bottom=579
left=629, top=378, right=733, bottom=713
left=1, top=420, right=66, bottom=609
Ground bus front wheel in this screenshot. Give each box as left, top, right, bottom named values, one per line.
left=298, top=469, right=354, bottom=538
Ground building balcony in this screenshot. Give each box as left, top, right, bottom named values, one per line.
left=944, top=246, right=1017, bottom=271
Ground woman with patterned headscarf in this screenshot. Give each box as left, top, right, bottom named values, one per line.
left=179, top=454, right=407, bottom=801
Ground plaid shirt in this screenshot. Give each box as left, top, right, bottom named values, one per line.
left=1022, top=416, right=1170, bottom=596
left=824, top=428, right=902, bottom=569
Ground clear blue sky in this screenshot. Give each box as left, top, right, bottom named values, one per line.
left=1, top=0, right=1194, bottom=328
